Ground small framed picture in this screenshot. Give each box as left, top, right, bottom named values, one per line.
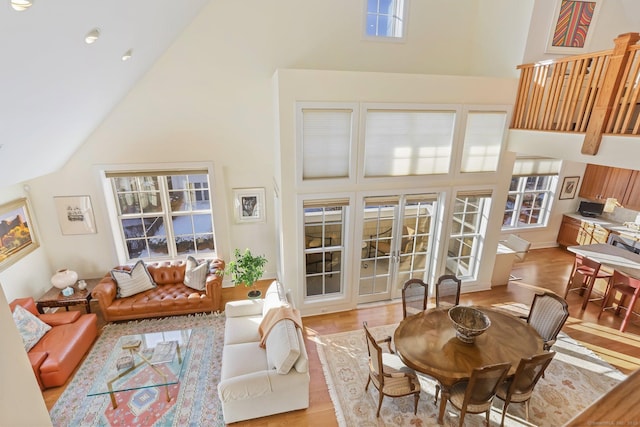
left=559, top=176, right=580, bottom=200
left=54, top=195, right=97, bottom=235
left=233, top=188, right=265, bottom=223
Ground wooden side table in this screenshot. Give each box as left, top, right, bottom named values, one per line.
left=36, top=278, right=102, bottom=314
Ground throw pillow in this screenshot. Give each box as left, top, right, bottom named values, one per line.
left=111, top=260, right=156, bottom=298
left=265, top=319, right=301, bottom=375
left=184, top=256, right=210, bottom=291
left=12, top=305, right=51, bottom=352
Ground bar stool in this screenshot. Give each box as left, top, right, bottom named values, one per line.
left=563, top=254, right=613, bottom=310
left=598, top=270, right=640, bottom=332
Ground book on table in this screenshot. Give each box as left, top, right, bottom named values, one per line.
left=151, top=340, right=178, bottom=365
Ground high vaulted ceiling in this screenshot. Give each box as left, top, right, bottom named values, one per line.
left=0, top=0, right=211, bottom=186
left=1, top=0, right=639, bottom=189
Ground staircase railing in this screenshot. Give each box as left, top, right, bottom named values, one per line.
left=511, top=33, right=640, bottom=155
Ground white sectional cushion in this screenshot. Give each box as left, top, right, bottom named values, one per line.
left=224, top=315, right=263, bottom=345
left=293, top=327, right=309, bottom=373
left=262, top=289, right=286, bottom=317
left=266, top=319, right=300, bottom=374
left=220, top=341, right=269, bottom=379
left=224, top=299, right=264, bottom=318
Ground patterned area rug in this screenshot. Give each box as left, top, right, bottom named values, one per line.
left=50, top=313, right=225, bottom=427
left=316, top=310, right=626, bottom=427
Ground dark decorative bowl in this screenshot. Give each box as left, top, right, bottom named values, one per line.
left=448, top=306, right=491, bottom=343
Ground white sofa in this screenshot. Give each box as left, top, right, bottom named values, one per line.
left=218, top=281, right=310, bottom=423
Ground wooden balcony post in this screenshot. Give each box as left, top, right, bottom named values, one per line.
left=582, top=32, right=640, bottom=155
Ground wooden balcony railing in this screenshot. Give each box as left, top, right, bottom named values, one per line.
left=512, top=32, right=640, bottom=155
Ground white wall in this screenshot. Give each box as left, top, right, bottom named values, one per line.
left=523, top=0, right=637, bottom=64
left=274, top=69, right=522, bottom=314
left=8, top=0, right=536, bottom=296
left=0, top=185, right=52, bottom=302
left=0, top=287, right=52, bottom=426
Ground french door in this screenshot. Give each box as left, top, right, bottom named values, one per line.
left=358, top=194, right=438, bottom=304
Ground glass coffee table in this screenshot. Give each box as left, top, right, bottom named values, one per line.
left=88, top=329, right=192, bottom=409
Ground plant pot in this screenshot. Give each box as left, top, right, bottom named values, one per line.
left=247, top=289, right=262, bottom=299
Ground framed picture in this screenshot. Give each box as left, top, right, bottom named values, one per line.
left=233, top=188, right=265, bottom=223
left=559, top=176, right=580, bottom=200
left=546, top=0, right=603, bottom=54
left=0, top=198, right=39, bottom=271
left=54, top=195, right=97, bottom=235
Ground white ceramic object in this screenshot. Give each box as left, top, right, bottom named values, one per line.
left=51, top=268, right=78, bottom=290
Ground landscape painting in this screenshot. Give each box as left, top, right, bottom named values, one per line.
left=0, top=198, right=39, bottom=270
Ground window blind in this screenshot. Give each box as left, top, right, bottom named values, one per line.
left=302, top=109, right=352, bottom=180
left=364, top=109, right=455, bottom=177
left=460, top=111, right=507, bottom=173
left=512, top=156, right=561, bottom=176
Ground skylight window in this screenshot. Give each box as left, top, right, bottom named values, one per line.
left=364, top=0, right=407, bottom=40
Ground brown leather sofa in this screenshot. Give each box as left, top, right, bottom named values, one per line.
left=92, top=258, right=225, bottom=322
left=9, top=297, right=98, bottom=390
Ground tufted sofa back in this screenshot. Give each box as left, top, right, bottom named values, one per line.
left=146, top=260, right=187, bottom=285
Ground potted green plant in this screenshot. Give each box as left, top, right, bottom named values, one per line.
left=224, top=248, right=267, bottom=298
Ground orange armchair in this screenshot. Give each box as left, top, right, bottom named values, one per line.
left=10, top=297, right=97, bottom=390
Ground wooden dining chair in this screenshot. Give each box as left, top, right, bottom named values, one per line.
left=522, top=292, right=569, bottom=350
left=402, top=278, right=428, bottom=318
left=363, top=321, right=421, bottom=417
left=446, top=362, right=511, bottom=427
left=435, top=274, right=461, bottom=308
left=599, top=270, right=640, bottom=332
left=563, top=254, right=613, bottom=310
left=495, top=352, right=555, bottom=426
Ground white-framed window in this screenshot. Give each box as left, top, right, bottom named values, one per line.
left=502, top=156, right=561, bottom=230
left=446, top=192, right=491, bottom=280
left=303, top=199, right=348, bottom=299
left=502, top=175, right=558, bottom=229
left=106, top=170, right=215, bottom=262
left=364, top=0, right=408, bottom=40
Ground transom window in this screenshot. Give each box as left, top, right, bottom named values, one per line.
left=503, top=175, right=557, bottom=229
left=364, top=0, right=407, bottom=39
left=108, top=171, right=215, bottom=261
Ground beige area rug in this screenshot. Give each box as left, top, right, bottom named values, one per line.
left=316, top=306, right=626, bottom=427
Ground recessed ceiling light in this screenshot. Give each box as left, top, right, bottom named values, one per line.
left=10, top=0, right=33, bottom=11
left=85, top=28, right=100, bottom=44
left=121, top=49, right=133, bottom=61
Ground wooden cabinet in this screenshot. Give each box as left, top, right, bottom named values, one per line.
left=579, top=164, right=640, bottom=210
left=623, top=171, right=640, bottom=210
left=557, top=215, right=581, bottom=247
left=557, top=215, right=610, bottom=247
left=578, top=164, right=634, bottom=202
left=579, top=164, right=610, bottom=200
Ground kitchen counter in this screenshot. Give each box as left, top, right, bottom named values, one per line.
left=563, top=212, right=615, bottom=226
left=563, top=213, right=640, bottom=241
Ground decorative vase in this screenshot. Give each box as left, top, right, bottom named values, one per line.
left=51, top=268, right=78, bottom=290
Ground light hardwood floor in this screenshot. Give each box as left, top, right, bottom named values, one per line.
left=42, top=247, right=640, bottom=426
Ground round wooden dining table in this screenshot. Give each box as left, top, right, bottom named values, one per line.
left=393, top=306, right=544, bottom=424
